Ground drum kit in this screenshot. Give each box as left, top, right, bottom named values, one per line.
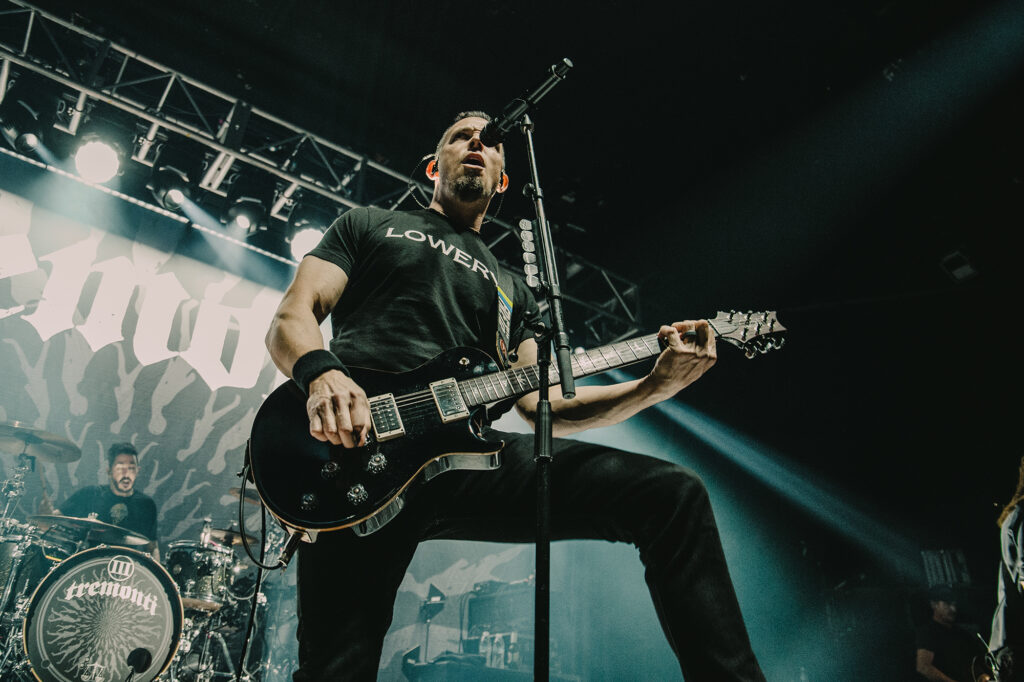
left=0, top=421, right=288, bottom=682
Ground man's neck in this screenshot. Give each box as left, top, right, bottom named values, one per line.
left=429, top=195, right=488, bottom=233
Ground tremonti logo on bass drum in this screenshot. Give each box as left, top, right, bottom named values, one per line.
left=60, top=556, right=160, bottom=616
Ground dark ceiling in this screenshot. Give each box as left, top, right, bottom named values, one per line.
left=22, top=0, right=1024, bottom=583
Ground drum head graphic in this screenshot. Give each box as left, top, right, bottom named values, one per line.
left=23, top=546, right=182, bottom=682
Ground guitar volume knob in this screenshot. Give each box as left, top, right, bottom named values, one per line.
left=347, top=484, right=368, bottom=506
left=299, top=492, right=319, bottom=511
left=366, top=453, right=387, bottom=474
left=321, top=460, right=341, bottom=479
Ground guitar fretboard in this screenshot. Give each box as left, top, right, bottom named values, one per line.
left=458, top=333, right=663, bottom=407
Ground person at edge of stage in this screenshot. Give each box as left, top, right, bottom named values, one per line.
left=916, top=584, right=989, bottom=682
left=986, top=455, right=1024, bottom=682
left=46, top=441, right=160, bottom=561
left=264, top=110, right=767, bottom=681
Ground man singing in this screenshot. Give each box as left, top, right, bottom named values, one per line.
left=265, top=111, right=766, bottom=680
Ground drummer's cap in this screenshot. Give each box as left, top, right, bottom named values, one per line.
left=107, top=442, right=138, bottom=466
left=928, top=584, right=956, bottom=604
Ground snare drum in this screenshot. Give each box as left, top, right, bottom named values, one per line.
left=164, top=541, right=235, bottom=612
left=23, top=546, right=182, bottom=682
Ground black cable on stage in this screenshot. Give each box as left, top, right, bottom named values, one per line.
left=234, top=441, right=278, bottom=680
left=234, top=502, right=266, bottom=681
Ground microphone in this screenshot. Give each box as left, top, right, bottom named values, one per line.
left=479, top=58, right=573, bottom=148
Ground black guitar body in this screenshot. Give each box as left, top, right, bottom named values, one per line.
left=248, top=347, right=506, bottom=535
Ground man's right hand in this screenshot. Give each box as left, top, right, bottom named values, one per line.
left=306, top=369, right=371, bottom=447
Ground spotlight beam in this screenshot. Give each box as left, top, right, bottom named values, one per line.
left=606, top=369, right=922, bottom=577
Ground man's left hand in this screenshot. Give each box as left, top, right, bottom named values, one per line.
left=644, top=320, right=717, bottom=400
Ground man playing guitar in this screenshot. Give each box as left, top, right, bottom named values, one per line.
left=264, top=111, right=767, bottom=681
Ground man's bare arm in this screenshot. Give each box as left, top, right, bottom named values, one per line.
left=265, top=256, right=370, bottom=448
left=514, top=320, right=716, bottom=437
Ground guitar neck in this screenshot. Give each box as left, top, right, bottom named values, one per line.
left=458, top=333, right=664, bottom=408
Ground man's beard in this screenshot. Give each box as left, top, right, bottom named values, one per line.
left=450, top=174, right=488, bottom=202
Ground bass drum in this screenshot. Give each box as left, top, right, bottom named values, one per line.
left=22, top=546, right=182, bottom=682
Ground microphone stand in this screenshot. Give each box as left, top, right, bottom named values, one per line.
left=518, top=112, right=575, bottom=682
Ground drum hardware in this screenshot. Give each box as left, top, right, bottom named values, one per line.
left=29, top=513, right=153, bottom=548
left=0, top=422, right=79, bottom=528
left=0, top=421, right=82, bottom=465
left=165, top=539, right=238, bottom=613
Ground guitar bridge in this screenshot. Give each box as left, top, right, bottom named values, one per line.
left=430, top=378, right=470, bottom=423
left=368, top=393, right=405, bottom=441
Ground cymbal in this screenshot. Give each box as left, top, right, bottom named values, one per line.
left=206, top=527, right=256, bottom=546
left=228, top=486, right=262, bottom=506
left=0, top=421, right=81, bottom=463
left=29, top=514, right=151, bottom=546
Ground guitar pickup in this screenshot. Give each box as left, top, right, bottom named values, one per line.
left=430, top=378, right=470, bottom=423
left=368, top=393, right=405, bottom=441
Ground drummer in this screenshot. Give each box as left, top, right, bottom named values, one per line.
left=48, top=443, right=160, bottom=560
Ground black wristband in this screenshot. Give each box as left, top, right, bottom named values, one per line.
left=291, top=349, right=349, bottom=395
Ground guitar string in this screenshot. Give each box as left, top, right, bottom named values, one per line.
left=382, top=340, right=661, bottom=414
left=371, top=331, right=774, bottom=426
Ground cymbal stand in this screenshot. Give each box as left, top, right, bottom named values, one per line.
left=0, top=454, right=33, bottom=527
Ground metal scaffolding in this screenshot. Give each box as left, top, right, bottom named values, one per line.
left=0, top=0, right=642, bottom=348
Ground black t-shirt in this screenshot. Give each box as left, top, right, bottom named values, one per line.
left=61, top=485, right=159, bottom=542
left=308, top=207, right=540, bottom=372
left=915, top=619, right=985, bottom=682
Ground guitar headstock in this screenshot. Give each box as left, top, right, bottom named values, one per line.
left=707, top=310, right=786, bottom=358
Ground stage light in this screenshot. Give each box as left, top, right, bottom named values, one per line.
left=0, top=84, right=56, bottom=155
left=287, top=202, right=331, bottom=260
left=289, top=227, right=324, bottom=260
left=0, top=99, right=42, bottom=152
left=74, top=135, right=123, bottom=184
left=149, top=165, right=192, bottom=211
left=225, top=196, right=266, bottom=233
left=223, top=172, right=275, bottom=235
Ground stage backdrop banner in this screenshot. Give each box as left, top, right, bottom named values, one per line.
left=0, top=182, right=284, bottom=541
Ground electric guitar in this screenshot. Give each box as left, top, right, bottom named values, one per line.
left=248, top=311, right=785, bottom=538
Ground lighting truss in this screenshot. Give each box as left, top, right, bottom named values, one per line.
left=0, top=0, right=642, bottom=348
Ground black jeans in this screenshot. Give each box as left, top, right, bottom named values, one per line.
left=291, top=429, right=766, bottom=681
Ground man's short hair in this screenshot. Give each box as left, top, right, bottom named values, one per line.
left=434, top=110, right=506, bottom=173
left=107, top=442, right=138, bottom=468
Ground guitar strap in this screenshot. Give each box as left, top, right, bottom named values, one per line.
left=493, top=267, right=516, bottom=371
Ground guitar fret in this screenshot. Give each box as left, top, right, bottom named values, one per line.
left=512, top=368, right=530, bottom=393
left=599, top=347, right=619, bottom=367
left=487, top=373, right=506, bottom=400
left=496, top=372, right=514, bottom=397
left=639, top=335, right=660, bottom=355
left=612, top=342, right=636, bottom=363
left=574, top=351, right=597, bottom=375
left=468, top=379, right=486, bottom=406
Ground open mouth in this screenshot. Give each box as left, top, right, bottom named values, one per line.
left=462, top=154, right=485, bottom=169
